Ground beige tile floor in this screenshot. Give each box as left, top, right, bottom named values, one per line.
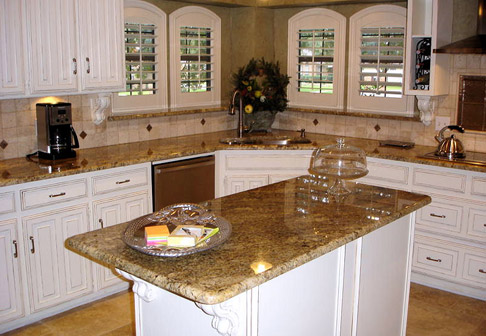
left=4, top=283, right=486, bottom=336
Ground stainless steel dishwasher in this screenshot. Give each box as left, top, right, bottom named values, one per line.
left=152, top=155, right=215, bottom=211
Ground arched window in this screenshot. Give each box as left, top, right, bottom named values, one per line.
left=169, top=6, right=221, bottom=108
left=347, top=5, right=413, bottom=115
left=287, top=8, right=346, bottom=109
left=112, top=0, right=167, bottom=113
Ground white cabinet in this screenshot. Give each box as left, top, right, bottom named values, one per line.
left=216, top=150, right=313, bottom=197
left=22, top=204, right=92, bottom=312
left=0, top=219, right=24, bottom=324
left=92, top=191, right=149, bottom=290
left=1, top=0, right=124, bottom=99
left=78, top=0, right=125, bottom=91
left=0, top=0, right=26, bottom=96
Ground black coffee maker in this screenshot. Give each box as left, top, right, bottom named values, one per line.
left=36, top=103, right=79, bottom=160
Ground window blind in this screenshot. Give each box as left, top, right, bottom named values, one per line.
left=359, top=27, right=404, bottom=98
left=121, top=22, right=158, bottom=96
left=180, top=26, right=213, bottom=93
left=297, top=29, right=334, bottom=94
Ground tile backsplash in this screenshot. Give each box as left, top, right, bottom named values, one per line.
left=1, top=54, right=486, bottom=160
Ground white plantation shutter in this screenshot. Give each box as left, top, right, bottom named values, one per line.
left=297, top=29, right=334, bottom=94
left=359, top=27, right=405, bottom=98
left=122, top=22, right=158, bottom=96
left=180, top=26, right=213, bottom=93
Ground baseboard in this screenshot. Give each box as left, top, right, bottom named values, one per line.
left=411, top=273, right=486, bottom=301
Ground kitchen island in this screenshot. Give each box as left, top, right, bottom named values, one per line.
left=67, top=175, right=431, bottom=336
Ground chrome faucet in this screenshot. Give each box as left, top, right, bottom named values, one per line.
left=229, top=89, right=244, bottom=138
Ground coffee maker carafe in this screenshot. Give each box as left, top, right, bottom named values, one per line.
left=36, top=103, right=79, bottom=160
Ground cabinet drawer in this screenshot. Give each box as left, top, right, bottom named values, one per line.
left=412, top=168, right=466, bottom=194
left=364, top=161, right=409, bottom=185
left=471, top=177, right=486, bottom=197
left=462, top=253, right=486, bottom=286
left=467, top=207, right=486, bottom=240
left=20, top=179, right=88, bottom=210
left=0, top=192, right=15, bottom=214
left=416, top=199, right=462, bottom=234
left=92, top=167, right=148, bottom=195
left=225, top=154, right=311, bottom=171
left=413, top=241, right=458, bottom=277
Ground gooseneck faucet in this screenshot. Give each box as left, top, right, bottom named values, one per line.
left=229, top=89, right=244, bottom=138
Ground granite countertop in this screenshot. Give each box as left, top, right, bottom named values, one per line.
left=66, top=176, right=431, bottom=304
left=0, top=129, right=485, bottom=187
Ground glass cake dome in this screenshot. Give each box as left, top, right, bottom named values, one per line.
left=309, top=138, right=368, bottom=195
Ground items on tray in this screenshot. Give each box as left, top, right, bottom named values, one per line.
left=145, top=224, right=219, bottom=248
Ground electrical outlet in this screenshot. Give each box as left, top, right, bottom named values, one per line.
left=435, top=116, right=450, bottom=131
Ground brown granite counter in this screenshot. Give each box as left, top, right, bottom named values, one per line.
left=66, top=176, right=431, bottom=304
left=0, top=129, right=485, bottom=187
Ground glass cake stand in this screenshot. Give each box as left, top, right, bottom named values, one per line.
left=309, top=138, right=368, bottom=195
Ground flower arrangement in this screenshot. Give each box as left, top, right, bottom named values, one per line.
left=231, top=58, right=290, bottom=116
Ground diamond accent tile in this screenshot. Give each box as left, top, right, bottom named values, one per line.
left=374, top=124, right=381, bottom=132
left=313, top=119, right=319, bottom=126
left=80, top=131, right=87, bottom=139
left=146, top=124, right=152, bottom=132
left=201, top=119, right=206, bottom=125
left=0, top=140, right=7, bottom=149
left=81, top=159, right=88, bottom=166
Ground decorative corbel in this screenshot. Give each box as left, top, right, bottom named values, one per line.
left=90, top=94, right=111, bottom=125
left=116, top=269, right=159, bottom=302
left=195, top=299, right=242, bottom=336
left=416, top=96, right=440, bottom=126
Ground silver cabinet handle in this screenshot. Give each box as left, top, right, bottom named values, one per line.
left=99, top=218, right=104, bottom=229
left=29, top=236, right=35, bottom=254
left=13, top=240, right=18, bottom=258
left=479, top=269, right=486, bottom=274
left=116, top=179, right=130, bottom=185
left=426, top=256, right=441, bottom=263
left=72, top=58, right=77, bottom=75
left=86, top=57, right=90, bottom=74
left=430, top=213, right=446, bottom=219
left=49, top=192, right=66, bottom=198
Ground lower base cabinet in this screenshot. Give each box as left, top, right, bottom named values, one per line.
left=22, top=204, right=92, bottom=312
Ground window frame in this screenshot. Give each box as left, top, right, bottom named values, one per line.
left=112, top=0, right=167, bottom=114
left=287, top=8, right=346, bottom=109
left=169, top=6, right=221, bottom=109
left=347, top=5, right=413, bottom=116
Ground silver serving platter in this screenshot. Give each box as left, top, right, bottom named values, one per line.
left=122, top=204, right=231, bottom=257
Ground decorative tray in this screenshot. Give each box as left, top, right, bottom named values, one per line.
left=122, top=204, right=231, bottom=257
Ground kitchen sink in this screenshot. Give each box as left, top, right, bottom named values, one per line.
left=418, top=152, right=486, bottom=167
left=220, top=136, right=312, bottom=146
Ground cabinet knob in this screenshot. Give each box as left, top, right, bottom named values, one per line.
left=426, top=256, right=441, bottom=263
left=49, top=192, right=66, bottom=198
left=29, top=236, right=35, bottom=254
left=86, top=57, right=90, bottom=74
left=13, top=240, right=18, bottom=258
left=72, top=58, right=77, bottom=75
left=115, top=179, right=130, bottom=185
left=479, top=269, right=486, bottom=274
left=99, top=218, right=104, bottom=229
left=429, top=213, right=446, bottom=219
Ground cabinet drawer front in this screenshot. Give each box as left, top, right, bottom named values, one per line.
left=416, top=200, right=462, bottom=234
left=467, top=207, right=486, bottom=240
left=365, top=161, right=409, bottom=185
left=0, top=192, right=15, bottom=214
left=21, top=179, right=87, bottom=210
left=462, top=253, right=486, bottom=285
left=471, top=177, right=486, bottom=197
left=225, top=154, right=311, bottom=171
left=412, top=168, right=466, bottom=193
left=413, top=242, right=458, bottom=276
left=92, top=167, right=148, bottom=195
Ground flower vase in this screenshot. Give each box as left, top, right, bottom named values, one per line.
left=244, top=111, right=276, bottom=133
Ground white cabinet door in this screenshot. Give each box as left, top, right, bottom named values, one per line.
left=224, top=175, right=268, bottom=197
left=23, top=204, right=92, bottom=312
left=0, top=0, right=25, bottom=96
left=0, top=219, right=23, bottom=324
left=93, top=191, right=149, bottom=289
left=26, top=0, right=78, bottom=93
left=78, top=0, right=124, bottom=91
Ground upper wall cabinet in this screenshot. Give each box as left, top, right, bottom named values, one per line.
left=0, top=0, right=26, bottom=96
left=404, top=0, right=453, bottom=96
left=0, top=0, right=125, bottom=99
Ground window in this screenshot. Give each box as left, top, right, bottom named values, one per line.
left=169, top=7, right=221, bottom=108
left=288, top=9, right=346, bottom=109
left=112, top=0, right=167, bottom=113
left=347, top=5, right=413, bottom=115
